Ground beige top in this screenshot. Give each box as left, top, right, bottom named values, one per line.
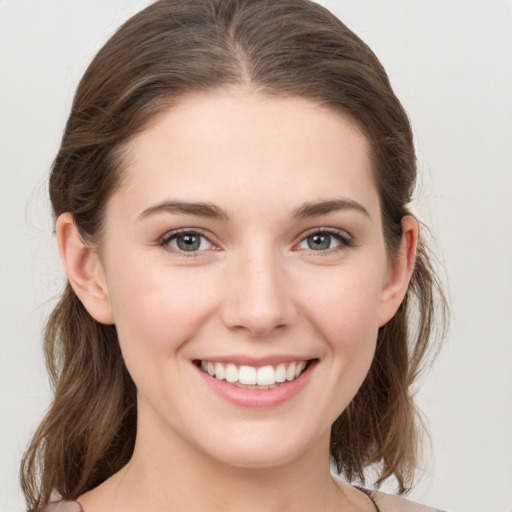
left=42, top=491, right=447, bottom=512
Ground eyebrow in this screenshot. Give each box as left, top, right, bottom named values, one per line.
left=137, top=201, right=230, bottom=222
left=293, top=199, right=370, bottom=219
left=136, top=198, right=370, bottom=222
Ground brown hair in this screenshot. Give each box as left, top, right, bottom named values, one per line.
left=21, top=0, right=447, bottom=509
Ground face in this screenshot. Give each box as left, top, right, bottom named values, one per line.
left=70, top=91, right=412, bottom=470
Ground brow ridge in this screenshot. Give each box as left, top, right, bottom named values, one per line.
left=137, top=198, right=369, bottom=223
left=293, top=198, right=370, bottom=219
left=137, top=200, right=229, bottom=221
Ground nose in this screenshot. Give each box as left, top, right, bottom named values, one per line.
left=220, top=247, right=297, bottom=337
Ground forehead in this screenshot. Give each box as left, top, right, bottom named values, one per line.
left=115, top=91, right=379, bottom=220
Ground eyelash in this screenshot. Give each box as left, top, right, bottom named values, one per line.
left=294, top=227, right=354, bottom=255
left=158, top=227, right=354, bottom=257
left=158, top=228, right=215, bottom=258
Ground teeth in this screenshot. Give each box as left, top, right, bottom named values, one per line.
left=257, top=365, right=275, bottom=386
left=199, top=360, right=309, bottom=386
left=239, top=366, right=257, bottom=385
left=286, top=363, right=296, bottom=381
left=225, top=363, right=238, bottom=383
left=214, top=362, right=225, bottom=380
left=275, top=364, right=286, bottom=383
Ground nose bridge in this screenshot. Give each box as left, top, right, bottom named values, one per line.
left=222, top=242, right=295, bottom=336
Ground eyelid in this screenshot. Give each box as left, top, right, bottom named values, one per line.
left=294, top=226, right=355, bottom=252
left=157, top=226, right=355, bottom=256
left=158, top=228, right=218, bottom=255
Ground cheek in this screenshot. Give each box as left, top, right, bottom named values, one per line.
left=298, top=263, right=384, bottom=342
left=105, top=258, right=218, bottom=359
left=288, top=267, right=383, bottom=425
left=298, top=264, right=383, bottom=389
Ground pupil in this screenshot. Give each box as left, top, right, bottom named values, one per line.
left=308, top=233, right=330, bottom=250
left=177, top=234, right=200, bottom=251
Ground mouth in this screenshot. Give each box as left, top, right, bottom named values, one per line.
left=194, top=359, right=314, bottom=390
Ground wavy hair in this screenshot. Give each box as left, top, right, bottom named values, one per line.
left=21, top=1, right=447, bottom=509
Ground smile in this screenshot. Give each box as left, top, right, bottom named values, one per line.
left=198, top=360, right=309, bottom=389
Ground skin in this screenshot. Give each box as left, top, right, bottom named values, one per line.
left=57, top=90, right=418, bottom=512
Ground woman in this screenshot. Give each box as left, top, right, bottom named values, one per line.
left=21, top=1, right=447, bottom=511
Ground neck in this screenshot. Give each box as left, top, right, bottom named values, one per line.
left=82, top=410, right=348, bottom=512
left=127, top=433, right=342, bottom=512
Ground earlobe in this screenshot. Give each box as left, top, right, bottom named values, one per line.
left=56, top=213, right=115, bottom=325
left=377, top=215, right=418, bottom=327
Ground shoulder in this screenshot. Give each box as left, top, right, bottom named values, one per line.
left=370, top=490, right=447, bottom=512
left=41, top=501, right=83, bottom=512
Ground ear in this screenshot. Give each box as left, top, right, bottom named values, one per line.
left=56, top=213, right=115, bottom=325
left=377, top=215, right=418, bottom=327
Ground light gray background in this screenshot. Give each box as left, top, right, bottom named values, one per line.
left=1, top=1, right=511, bottom=511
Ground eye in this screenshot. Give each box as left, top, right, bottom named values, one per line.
left=161, top=230, right=214, bottom=253
left=296, top=229, right=352, bottom=252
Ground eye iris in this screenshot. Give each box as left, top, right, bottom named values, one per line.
left=307, top=233, right=331, bottom=250
left=177, top=234, right=201, bottom=251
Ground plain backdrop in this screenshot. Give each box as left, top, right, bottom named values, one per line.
left=1, top=1, right=511, bottom=511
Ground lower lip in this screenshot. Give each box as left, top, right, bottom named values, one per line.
left=195, top=361, right=316, bottom=408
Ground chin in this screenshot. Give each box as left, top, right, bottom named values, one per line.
left=211, top=448, right=304, bottom=470
left=196, top=426, right=324, bottom=470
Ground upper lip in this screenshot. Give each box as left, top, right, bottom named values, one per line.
left=194, top=355, right=316, bottom=367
